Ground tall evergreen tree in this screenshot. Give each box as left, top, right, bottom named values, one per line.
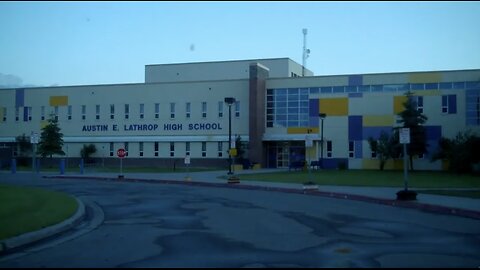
left=37, top=114, right=65, bottom=158
left=397, top=91, right=428, bottom=170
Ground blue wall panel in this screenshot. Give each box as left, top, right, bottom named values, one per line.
left=309, top=98, right=318, bottom=117
left=15, top=88, right=24, bottom=108
left=424, top=126, right=442, bottom=141
left=362, top=127, right=392, bottom=140
left=348, top=115, right=363, bottom=140
left=448, top=95, right=457, bottom=114
left=348, top=75, right=363, bottom=86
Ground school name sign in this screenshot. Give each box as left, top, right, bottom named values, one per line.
left=81, top=122, right=224, bottom=132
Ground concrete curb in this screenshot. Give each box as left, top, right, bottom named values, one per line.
left=0, top=196, right=85, bottom=254
left=44, top=175, right=480, bottom=220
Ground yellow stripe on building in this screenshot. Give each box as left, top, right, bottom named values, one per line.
left=362, top=159, right=404, bottom=170
left=40, top=120, right=48, bottom=129
left=362, top=115, right=394, bottom=127
left=411, top=90, right=441, bottom=96
left=409, top=72, right=442, bottom=83
left=287, top=127, right=319, bottom=134
left=319, top=98, right=348, bottom=116
left=393, top=96, right=407, bottom=114
left=49, top=96, right=68, bottom=106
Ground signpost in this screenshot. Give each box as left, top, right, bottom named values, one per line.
left=117, top=148, right=126, bottom=179
left=184, top=154, right=191, bottom=181
left=399, top=128, right=410, bottom=191
left=30, top=132, right=39, bottom=173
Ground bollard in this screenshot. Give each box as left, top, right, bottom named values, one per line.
left=36, top=159, right=40, bottom=173
left=80, top=159, right=84, bottom=174
left=60, top=159, right=65, bottom=175
left=11, top=159, right=16, bottom=174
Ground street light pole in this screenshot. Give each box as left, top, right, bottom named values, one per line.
left=224, top=97, right=236, bottom=176
left=319, top=113, right=326, bottom=169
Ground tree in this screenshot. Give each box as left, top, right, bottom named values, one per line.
left=235, top=135, right=246, bottom=164
left=37, top=114, right=65, bottom=158
left=80, top=144, right=97, bottom=162
left=15, top=133, right=33, bottom=166
left=397, top=91, right=428, bottom=170
left=368, top=131, right=400, bottom=171
left=431, top=130, right=480, bottom=174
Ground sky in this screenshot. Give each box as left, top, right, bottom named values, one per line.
left=0, top=1, right=479, bottom=88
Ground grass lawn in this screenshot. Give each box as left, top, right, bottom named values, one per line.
left=0, top=184, right=78, bottom=240
left=237, top=170, right=480, bottom=188
left=416, top=190, right=480, bottom=199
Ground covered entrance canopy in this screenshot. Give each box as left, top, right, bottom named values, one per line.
left=263, top=134, right=321, bottom=169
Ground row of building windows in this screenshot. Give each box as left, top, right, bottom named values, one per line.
left=266, top=91, right=465, bottom=128
left=1, top=101, right=241, bottom=123
left=106, top=141, right=226, bottom=158
left=267, top=81, right=480, bottom=95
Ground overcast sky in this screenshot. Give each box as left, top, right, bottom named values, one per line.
left=1, top=1, right=479, bottom=88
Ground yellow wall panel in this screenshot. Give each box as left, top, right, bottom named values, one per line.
left=287, top=127, right=319, bottom=134
left=362, top=115, right=394, bottom=127
left=40, top=120, right=48, bottom=129
left=319, top=98, right=348, bottom=116
left=393, top=96, right=407, bottom=114
left=409, top=72, right=442, bottom=83
left=49, top=96, right=68, bottom=106
left=411, top=90, right=441, bottom=96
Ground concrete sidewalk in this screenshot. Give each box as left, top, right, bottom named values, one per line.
left=47, top=168, right=480, bottom=219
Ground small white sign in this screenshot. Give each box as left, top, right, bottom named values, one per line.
left=184, top=156, right=191, bottom=165
left=30, top=132, right=39, bottom=144
left=400, top=128, right=410, bottom=144
left=305, top=135, right=313, bottom=148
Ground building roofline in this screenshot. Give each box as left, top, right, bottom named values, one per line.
left=266, top=68, right=480, bottom=82
left=145, top=57, right=293, bottom=67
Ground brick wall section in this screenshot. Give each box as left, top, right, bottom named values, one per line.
left=249, top=63, right=269, bottom=167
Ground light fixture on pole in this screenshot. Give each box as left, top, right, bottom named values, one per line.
left=224, top=97, right=239, bottom=183
left=319, top=113, right=327, bottom=169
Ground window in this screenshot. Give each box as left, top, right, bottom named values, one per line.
left=2, top=107, right=6, bottom=122
left=466, top=90, right=480, bottom=126
left=202, top=142, right=207, bottom=157
left=348, top=141, right=354, bottom=158
left=202, top=102, right=207, bottom=118
left=416, top=96, right=423, bottom=113
left=235, top=101, right=240, bottom=117
left=139, top=104, right=144, bottom=119
left=15, top=107, right=19, bottom=122
left=24, top=106, right=32, bottom=122
left=326, top=141, right=332, bottom=158
left=109, top=142, right=114, bottom=157
left=110, top=104, right=115, bottom=119
left=186, top=102, right=191, bottom=118
left=442, top=95, right=457, bottom=114
left=95, top=105, right=100, bottom=120
left=154, top=142, right=159, bottom=157
left=170, top=103, right=175, bottom=119
left=155, top=103, right=160, bottom=119
left=67, top=105, right=72, bottom=120
left=54, top=106, right=59, bottom=121
left=125, top=104, right=130, bottom=119
left=139, top=142, right=144, bottom=157
left=82, top=105, right=86, bottom=120
left=124, top=142, right=129, bottom=157
left=218, top=101, right=223, bottom=118
left=218, top=142, right=223, bottom=157
left=185, top=142, right=190, bottom=156
left=41, top=106, right=45, bottom=121
left=170, top=142, right=175, bottom=157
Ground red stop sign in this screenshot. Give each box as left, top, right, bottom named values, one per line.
left=117, top=148, right=126, bottom=158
